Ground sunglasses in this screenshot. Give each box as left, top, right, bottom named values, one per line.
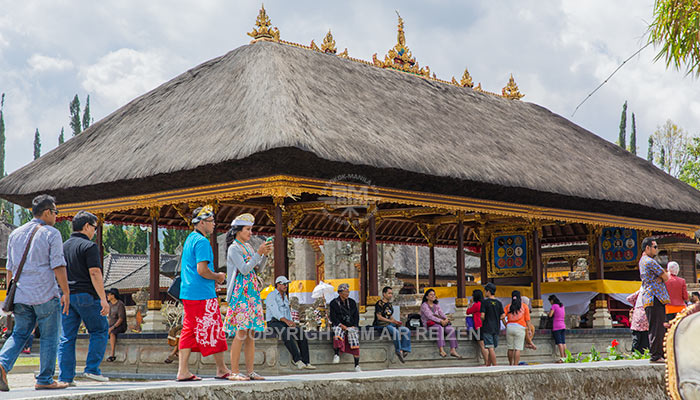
left=47, top=208, right=59, bottom=216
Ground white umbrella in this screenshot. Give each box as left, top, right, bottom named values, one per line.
left=312, top=281, right=337, bottom=303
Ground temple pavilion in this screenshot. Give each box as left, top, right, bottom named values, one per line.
left=1, top=6, right=699, bottom=326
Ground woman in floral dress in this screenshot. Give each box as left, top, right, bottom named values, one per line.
left=223, top=213, right=272, bottom=381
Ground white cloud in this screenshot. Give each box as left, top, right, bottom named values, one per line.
left=80, top=48, right=167, bottom=108
left=27, top=54, right=74, bottom=72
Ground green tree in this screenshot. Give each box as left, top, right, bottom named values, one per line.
left=55, top=220, right=72, bottom=241
left=69, top=94, right=81, bottom=136
left=0, top=93, right=5, bottom=177
left=651, top=119, right=690, bottom=177
left=82, top=95, right=91, bottom=131
left=649, top=0, right=700, bottom=76
left=648, top=136, right=654, bottom=162
left=103, top=224, right=129, bottom=253
left=126, top=226, right=149, bottom=254
left=629, top=113, right=637, bottom=155
left=19, top=208, right=32, bottom=224
left=680, top=137, right=700, bottom=187
left=33, top=128, right=41, bottom=160
left=162, top=228, right=189, bottom=254
left=58, top=127, right=65, bottom=145
left=618, top=101, right=627, bottom=149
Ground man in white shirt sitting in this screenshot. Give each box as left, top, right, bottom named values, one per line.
left=265, top=276, right=315, bottom=370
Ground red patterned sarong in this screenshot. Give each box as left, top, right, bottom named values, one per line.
left=179, top=298, right=228, bottom=356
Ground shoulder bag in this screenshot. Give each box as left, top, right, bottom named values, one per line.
left=2, top=224, right=42, bottom=313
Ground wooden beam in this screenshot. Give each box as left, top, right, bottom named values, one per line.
left=456, top=219, right=465, bottom=299
left=149, top=209, right=160, bottom=303
left=360, top=239, right=368, bottom=306
left=274, top=201, right=286, bottom=279
left=96, top=216, right=104, bottom=268
left=368, top=214, right=378, bottom=298
left=532, top=228, right=543, bottom=302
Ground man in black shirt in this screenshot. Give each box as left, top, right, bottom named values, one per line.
left=57, top=211, right=110, bottom=384
left=480, top=282, right=505, bottom=366
left=373, top=286, right=410, bottom=363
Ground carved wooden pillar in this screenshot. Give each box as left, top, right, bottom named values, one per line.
left=456, top=219, right=466, bottom=300
left=360, top=239, right=368, bottom=306
left=368, top=215, right=379, bottom=300
left=480, top=250, right=488, bottom=284
left=210, top=214, right=219, bottom=271
left=273, top=199, right=287, bottom=279
left=531, top=227, right=543, bottom=305
left=148, top=208, right=161, bottom=308
left=96, top=214, right=104, bottom=268
left=428, top=245, right=436, bottom=287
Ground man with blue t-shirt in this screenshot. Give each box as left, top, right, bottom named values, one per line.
left=176, top=205, right=230, bottom=382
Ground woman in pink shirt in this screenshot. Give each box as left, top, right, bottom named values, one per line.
left=420, top=289, right=460, bottom=358
left=547, top=295, right=566, bottom=361
left=664, top=261, right=688, bottom=321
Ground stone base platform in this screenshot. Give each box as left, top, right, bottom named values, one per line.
left=3, top=360, right=665, bottom=400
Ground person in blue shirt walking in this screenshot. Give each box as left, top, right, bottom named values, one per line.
left=176, top=205, right=230, bottom=382
left=266, top=276, right=316, bottom=370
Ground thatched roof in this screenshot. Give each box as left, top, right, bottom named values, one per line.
left=2, top=40, right=700, bottom=224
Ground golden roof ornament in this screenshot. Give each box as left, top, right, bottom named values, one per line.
left=321, top=30, right=337, bottom=54
left=460, top=67, right=474, bottom=88
left=502, top=74, right=524, bottom=100
left=248, top=4, right=280, bottom=42
left=372, top=12, right=430, bottom=77
left=474, top=82, right=483, bottom=92
left=310, top=39, right=321, bottom=51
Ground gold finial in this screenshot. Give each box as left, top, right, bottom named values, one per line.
left=502, top=74, right=524, bottom=100
left=451, top=77, right=458, bottom=85
left=460, top=67, right=474, bottom=88
left=310, top=39, right=320, bottom=51
left=248, top=4, right=280, bottom=42
left=374, top=13, right=429, bottom=77
left=396, top=11, right=406, bottom=46
left=474, top=82, right=483, bottom=92
left=338, top=48, right=349, bottom=58
left=321, top=30, right=337, bottom=54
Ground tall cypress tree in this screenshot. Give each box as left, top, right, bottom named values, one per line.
left=0, top=93, right=5, bottom=177
left=69, top=94, right=81, bottom=136
left=58, top=127, right=65, bottom=145
left=33, top=129, right=41, bottom=160
left=629, top=113, right=637, bottom=155
left=660, top=146, right=666, bottom=170
left=82, top=95, right=91, bottom=130
left=647, top=137, right=654, bottom=162
left=618, top=101, right=627, bottom=149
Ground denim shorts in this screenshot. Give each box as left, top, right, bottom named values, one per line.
left=482, top=332, right=498, bottom=348
left=552, top=329, right=566, bottom=345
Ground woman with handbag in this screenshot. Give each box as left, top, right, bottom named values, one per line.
left=420, top=289, right=460, bottom=358
left=223, top=213, right=272, bottom=381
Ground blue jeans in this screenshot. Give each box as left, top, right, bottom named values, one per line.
left=58, top=293, right=109, bottom=382
left=380, top=324, right=411, bottom=353
left=0, top=297, right=61, bottom=385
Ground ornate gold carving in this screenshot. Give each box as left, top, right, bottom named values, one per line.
left=338, top=48, right=349, bottom=58
left=248, top=5, right=280, bottom=42
left=502, top=74, right=524, bottom=100
left=531, top=298, right=543, bottom=308
left=487, top=230, right=532, bottom=278
left=372, top=13, right=430, bottom=77
left=455, top=298, right=470, bottom=307
left=309, top=39, right=320, bottom=52
left=459, top=67, right=474, bottom=88
left=664, top=304, right=696, bottom=399
left=147, top=300, right=162, bottom=310
left=366, top=295, right=381, bottom=305
left=321, top=30, right=337, bottom=54
left=474, top=82, right=483, bottom=92
left=149, top=206, right=160, bottom=220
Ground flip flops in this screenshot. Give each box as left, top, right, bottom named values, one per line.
left=176, top=375, right=202, bottom=382
left=215, top=372, right=232, bottom=380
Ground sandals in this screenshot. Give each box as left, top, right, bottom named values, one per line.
left=439, top=350, right=448, bottom=358
left=247, top=372, right=265, bottom=381
left=215, top=372, right=232, bottom=380
left=176, top=375, right=202, bottom=382
left=228, top=373, right=250, bottom=381
left=106, top=356, right=116, bottom=362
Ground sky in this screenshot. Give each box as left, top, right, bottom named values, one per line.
left=0, top=0, right=699, bottom=175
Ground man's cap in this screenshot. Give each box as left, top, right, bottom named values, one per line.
left=275, top=276, right=291, bottom=285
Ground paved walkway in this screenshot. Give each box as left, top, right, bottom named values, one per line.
left=2, top=359, right=661, bottom=399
